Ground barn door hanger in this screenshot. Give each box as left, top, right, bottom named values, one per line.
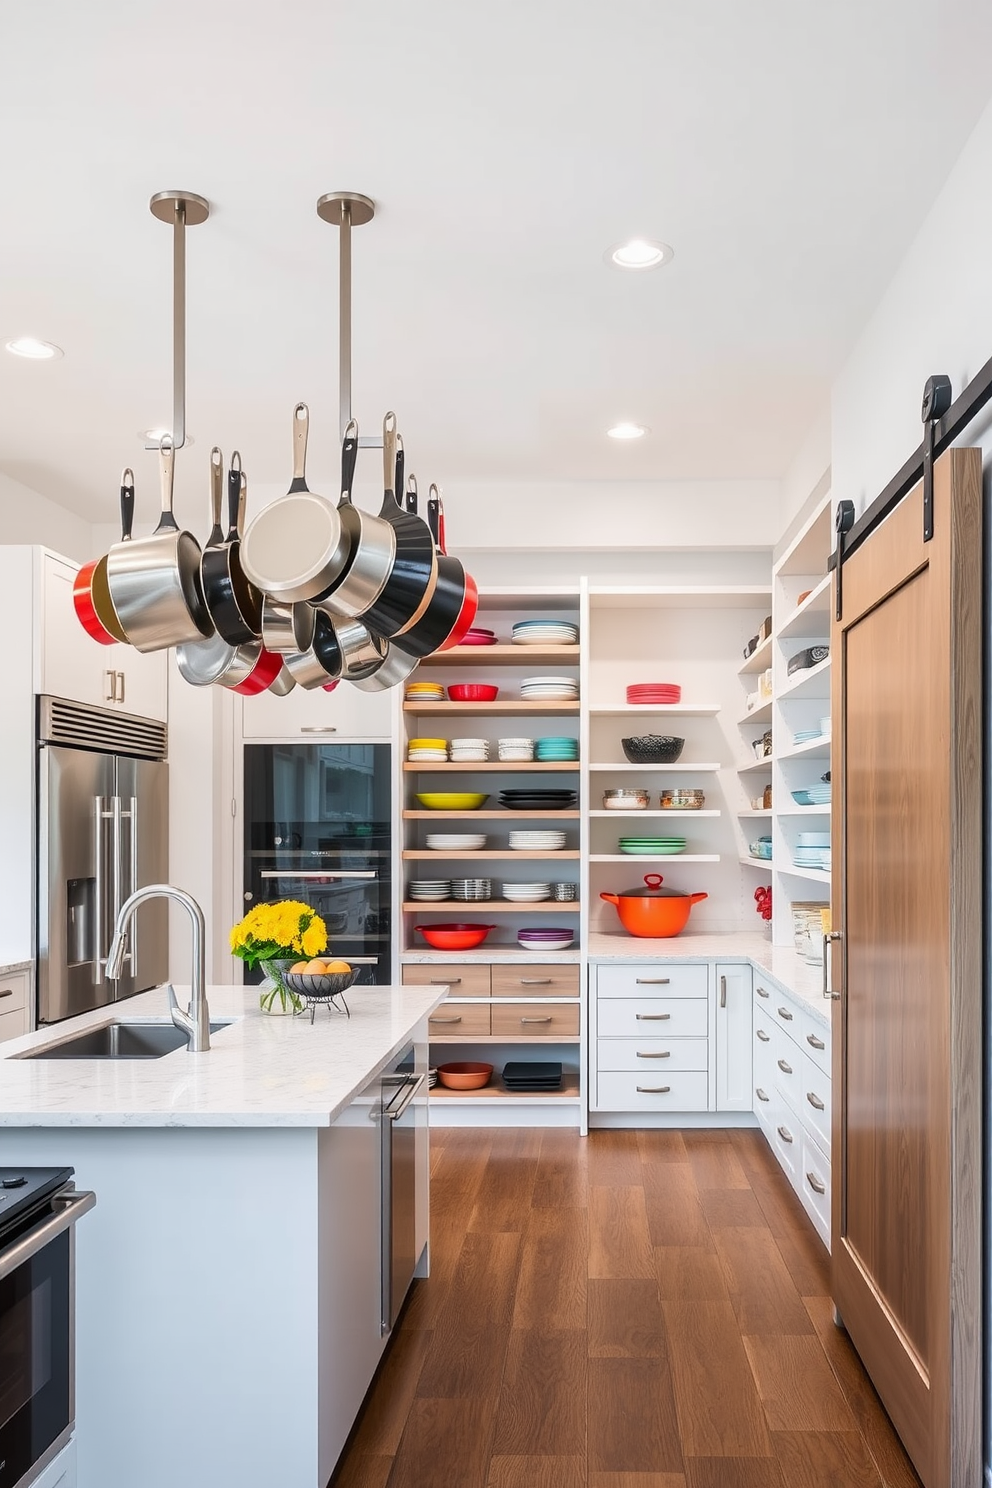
left=921, top=374, right=952, bottom=542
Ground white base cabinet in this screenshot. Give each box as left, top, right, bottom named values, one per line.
left=0, top=968, right=32, bottom=1042
left=29, top=1438, right=76, bottom=1488
left=715, top=962, right=752, bottom=1110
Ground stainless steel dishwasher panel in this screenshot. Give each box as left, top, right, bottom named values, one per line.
left=380, top=1048, right=424, bottom=1335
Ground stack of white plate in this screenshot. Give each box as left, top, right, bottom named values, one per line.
left=425, top=833, right=488, bottom=851
left=408, top=747, right=448, bottom=762
left=511, top=619, right=579, bottom=646
left=449, top=737, right=490, bottom=762
left=498, top=736, right=534, bottom=761
left=520, top=676, right=579, bottom=702
left=508, top=830, right=567, bottom=851
left=408, top=880, right=452, bottom=902
left=502, top=882, right=552, bottom=901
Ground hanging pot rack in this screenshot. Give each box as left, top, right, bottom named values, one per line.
left=144, top=190, right=209, bottom=452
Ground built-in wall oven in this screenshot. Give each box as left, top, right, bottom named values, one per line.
left=0, top=1168, right=95, bottom=1488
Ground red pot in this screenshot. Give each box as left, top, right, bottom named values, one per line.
left=600, top=874, right=707, bottom=938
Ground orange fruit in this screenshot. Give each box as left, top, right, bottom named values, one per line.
left=324, top=959, right=352, bottom=974
left=290, top=961, right=309, bottom=973
left=305, top=958, right=329, bottom=973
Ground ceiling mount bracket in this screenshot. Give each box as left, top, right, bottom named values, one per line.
left=145, top=191, right=210, bottom=451
left=317, top=192, right=381, bottom=447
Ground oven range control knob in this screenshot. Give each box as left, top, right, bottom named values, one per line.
left=1, top=1175, right=27, bottom=1188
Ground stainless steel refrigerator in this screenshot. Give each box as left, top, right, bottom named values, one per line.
left=37, top=695, right=169, bottom=1023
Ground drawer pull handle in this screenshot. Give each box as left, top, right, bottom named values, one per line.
left=520, top=1016, right=553, bottom=1024
left=636, top=1050, right=671, bottom=1059
left=636, top=978, right=670, bottom=985
left=0, top=989, right=13, bottom=1000
left=777, top=1007, right=794, bottom=1021
left=520, top=978, right=552, bottom=986
left=300, top=726, right=338, bottom=732
left=806, top=1170, right=826, bottom=1196
left=806, top=1033, right=826, bottom=1050
left=637, top=1085, right=671, bottom=1094
left=756, top=1029, right=770, bottom=1043
left=635, top=1013, right=671, bottom=1021
left=777, top=1058, right=793, bottom=1074
left=777, top=1125, right=794, bottom=1144
left=719, top=974, right=727, bottom=1009
left=755, top=1086, right=770, bottom=1102
left=756, top=985, right=769, bottom=998
left=430, top=1015, right=462, bottom=1024
left=806, top=1091, right=826, bottom=1111
left=430, top=978, right=461, bottom=985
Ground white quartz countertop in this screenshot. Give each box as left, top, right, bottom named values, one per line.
left=0, top=983, right=446, bottom=1128
left=586, top=932, right=830, bottom=1026
left=0, top=961, right=31, bottom=977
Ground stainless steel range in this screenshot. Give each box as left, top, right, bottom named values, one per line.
left=0, top=1167, right=95, bottom=1488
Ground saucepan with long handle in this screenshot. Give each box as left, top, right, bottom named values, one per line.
left=73, top=471, right=134, bottom=645
left=177, top=471, right=264, bottom=687
left=106, top=437, right=214, bottom=651
left=392, top=481, right=476, bottom=658
left=356, top=413, right=438, bottom=638
left=200, top=453, right=263, bottom=643
left=314, top=420, right=398, bottom=619
left=240, top=402, right=351, bottom=603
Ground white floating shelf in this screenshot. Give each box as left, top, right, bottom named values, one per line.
left=738, top=635, right=773, bottom=676
left=740, top=856, right=773, bottom=871
left=588, top=809, right=721, bottom=818
left=588, top=703, right=721, bottom=716
left=776, top=734, right=831, bottom=762
left=588, top=854, right=720, bottom=864
left=778, top=575, right=832, bottom=639
left=779, top=655, right=831, bottom=701
left=589, top=762, right=722, bottom=773
left=780, top=863, right=832, bottom=885
left=738, top=698, right=773, bottom=726
left=777, top=806, right=831, bottom=816
left=737, top=757, right=774, bottom=774
left=738, top=809, right=771, bottom=818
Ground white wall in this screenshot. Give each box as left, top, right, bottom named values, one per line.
left=832, top=93, right=992, bottom=510
left=779, top=407, right=831, bottom=531
left=0, top=472, right=93, bottom=558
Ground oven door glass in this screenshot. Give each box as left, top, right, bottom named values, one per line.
left=243, top=743, right=392, bottom=983
left=0, top=1227, right=71, bottom=1485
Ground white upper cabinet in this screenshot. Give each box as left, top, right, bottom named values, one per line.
left=39, top=552, right=168, bottom=721
left=241, top=679, right=392, bottom=740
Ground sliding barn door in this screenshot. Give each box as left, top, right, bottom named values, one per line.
left=831, top=447, right=982, bottom=1488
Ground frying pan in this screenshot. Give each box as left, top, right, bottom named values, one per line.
left=106, top=438, right=213, bottom=652
left=392, top=482, right=476, bottom=659
left=284, top=609, right=343, bottom=690
left=73, top=472, right=133, bottom=645
left=357, top=413, right=438, bottom=638
left=175, top=630, right=261, bottom=689
left=431, top=488, right=479, bottom=650
left=261, top=596, right=316, bottom=654
left=204, top=447, right=225, bottom=547
left=239, top=403, right=350, bottom=603
left=314, top=420, right=397, bottom=619
left=200, top=454, right=263, bottom=644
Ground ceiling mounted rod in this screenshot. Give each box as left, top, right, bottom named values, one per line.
left=146, top=190, right=210, bottom=452
left=316, top=191, right=379, bottom=448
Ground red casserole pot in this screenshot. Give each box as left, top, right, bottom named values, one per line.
left=415, top=923, right=496, bottom=951
left=600, top=874, right=707, bottom=938
left=73, top=472, right=134, bottom=645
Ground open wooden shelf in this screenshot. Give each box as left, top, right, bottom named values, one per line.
left=420, top=646, right=580, bottom=667
left=403, top=850, right=580, bottom=860
left=404, top=809, right=581, bottom=820
left=429, top=1036, right=581, bottom=1045
left=404, top=701, right=579, bottom=716
left=429, top=1073, right=582, bottom=1103
left=403, top=901, right=580, bottom=913
left=403, top=761, right=579, bottom=772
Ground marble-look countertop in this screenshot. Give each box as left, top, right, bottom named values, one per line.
left=586, top=931, right=830, bottom=1026
left=0, top=983, right=446, bottom=1128
left=0, top=960, right=31, bottom=978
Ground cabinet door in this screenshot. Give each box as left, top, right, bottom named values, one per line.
left=715, top=963, right=752, bottom=1111
left=241, top=681, right=391, bottom=740
left=116, top=649, right=168, bottom=722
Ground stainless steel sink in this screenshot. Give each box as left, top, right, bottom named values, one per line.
left=20, top=1020, right=235, bottom=1060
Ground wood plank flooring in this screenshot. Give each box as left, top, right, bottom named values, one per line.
left=330, top=1128, right=922, bottom=1488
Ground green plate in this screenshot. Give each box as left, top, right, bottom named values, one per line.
left=620, top=844, right=686, bottom=854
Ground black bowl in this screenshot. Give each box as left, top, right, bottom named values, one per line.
left=621, top=735, right=685, bottom=764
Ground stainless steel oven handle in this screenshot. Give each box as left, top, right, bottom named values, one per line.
left=0, top=1189, right=97, bottom=1283
left=259, top=870, right=376, bottom=879
left=383, top=1073, right=426, bottom=1122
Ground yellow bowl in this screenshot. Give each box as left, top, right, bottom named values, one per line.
left=408, top=738, right=448, bottom=750
left=416, top=792, right=490, bottom=811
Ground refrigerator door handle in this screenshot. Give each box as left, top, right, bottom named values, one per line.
left=93, top=796, right=108, bottom=985
left=128, top=795, right=138, bottom=978
left=111, top=796, right=125, bottom=990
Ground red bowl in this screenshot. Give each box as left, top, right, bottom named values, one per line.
left=437, top=1061, right=493, bottom=1090
left=415, top=923, right=496, bottom=950
left=448, top=683, right=499, bottom=702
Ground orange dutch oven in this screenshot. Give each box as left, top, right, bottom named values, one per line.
left=600, top=873, right=708, bottom=938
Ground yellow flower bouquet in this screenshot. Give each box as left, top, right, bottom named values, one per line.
left=230, top=901, right=327, bottom=1013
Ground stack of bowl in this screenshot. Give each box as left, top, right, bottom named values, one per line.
left=460, top=628, right=498, bottom=647
left=511, top=619, right=579, bottom=646
left=498, top=737, right=534, bottom=761
left=449, top=736, right=490, bottom=762
left=603, top=788, right=650, bottom=811
left=448, top=683, right=499, bottom=702
left=408, top=736, right=448, bottom=762
left=406, top=680, right=445, bottom=702
left=520, top=675, right=579, bottom=702
left=416, top=791, right=489, bottom=811
left=534, top=735, right=579, bottom=762
left=660, top=788, right=705, bottom=810
left=450, top=878, right=492, bottom=901
left=426, top=832, right=488, bottom=852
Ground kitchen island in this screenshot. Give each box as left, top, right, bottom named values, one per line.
left=0, top=981, right=446, bottom=1488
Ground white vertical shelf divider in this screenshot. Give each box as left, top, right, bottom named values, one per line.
left=578, top=576, right=591, bottom=1137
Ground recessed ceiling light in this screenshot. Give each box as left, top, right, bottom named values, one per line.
left=607, top=239, right=674, bottom=271
left=607, top=422, right=649, bottom=440
left=141, top=428, right=194, bottom=446
left=4, top=336, right=63, bottom=360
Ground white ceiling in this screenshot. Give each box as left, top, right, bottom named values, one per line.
left=2, top=0, right=992, bottom=526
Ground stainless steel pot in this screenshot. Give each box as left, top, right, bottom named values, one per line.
left=106, top=439, right=213, bottom=652
left=261, top=595, right=316, bottom=654
left=350, top=640, right=421, bottom=692
left=176, top=632, right=261, bottom=688
left=239, top=403, right=351, bottom=603
left=314, top=420, right=397, bottom=619
left=327, top=613, right=388, bottom=681
left=284, top=610, right=343, bottom=690
left=268, top=663, right=297, bottom=695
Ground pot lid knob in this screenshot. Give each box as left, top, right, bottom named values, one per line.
left=644, top=874, right=664, bottom=889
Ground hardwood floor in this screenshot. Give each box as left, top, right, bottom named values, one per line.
left=330, top=1128, right=922, bottom=1488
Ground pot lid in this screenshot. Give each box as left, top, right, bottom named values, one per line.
left=617, top=874, right=691, bottom=898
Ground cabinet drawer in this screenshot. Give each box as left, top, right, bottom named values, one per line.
left=772, top=1037, right=803, bottom=1115
left=427, top=1002, right=491, bottom=1037
left=771, top=996, right=802, bottom=1037
left=491, top=964, right=578, bottom=998
left=800, top=1130, right=831, bottom=1247
left=801, top=1053, right=831, bottom=1156
left=597, top=999, right=708, bottom=1039
left=771, top=1108, right=800, bottom=1185
left=596, top=963, right=708, bottom=1000
left=596, top=1070, right=708, bottom=1113
left=0, top=970, right=30, bottom=1013
left=597, top=1037, right=709, bottom=1073
left=0, top=1005, right=30, bottom=1043
left=801, top=1009, right=831, bottom=1074
left=403, top=964, right=491, bottom=997
left=491, top=1002, right=579, bottom=1039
